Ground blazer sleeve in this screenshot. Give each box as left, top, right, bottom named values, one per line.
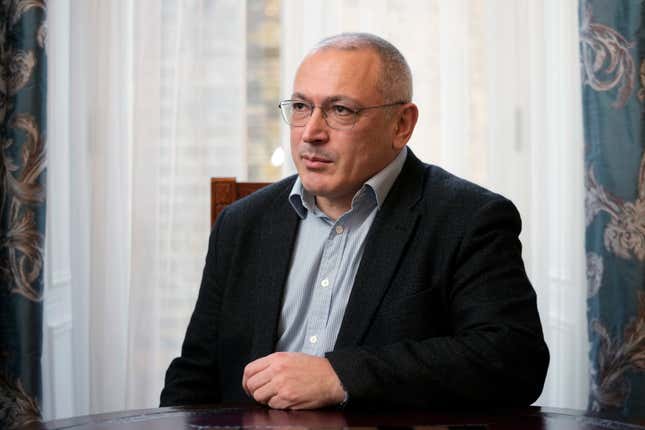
left=159, top=208, right=229, bottom=407
left=326, top=198, right=550, bottom=409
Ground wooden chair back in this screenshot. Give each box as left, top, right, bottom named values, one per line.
left=210, top=177, right=270, bottom=226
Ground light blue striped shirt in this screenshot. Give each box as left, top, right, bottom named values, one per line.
left=275, top=147, right=408, bottom=356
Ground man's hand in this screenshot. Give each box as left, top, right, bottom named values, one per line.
left=242, top=352, right=346, bottom=410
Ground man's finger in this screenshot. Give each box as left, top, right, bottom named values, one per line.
left=267, top=394, right=293, bottom=410
left=245, top=366, right=274, bottom=394
left=242, top=356, right=272, bottom=394
left=270, top=397, right=310, bottom=410
left=251, top=379, right=278, bottom=404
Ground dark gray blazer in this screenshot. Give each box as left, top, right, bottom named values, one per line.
left=160, top=150, right=549, bottom=409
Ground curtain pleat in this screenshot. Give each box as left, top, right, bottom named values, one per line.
left=580, top=0, right=645, bottom=418
left=0, top=0, right=48, bottom=428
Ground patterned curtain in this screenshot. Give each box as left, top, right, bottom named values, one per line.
left=581, top=0, right=645, bottom=418
left=0, top=0, right=47, bottom=427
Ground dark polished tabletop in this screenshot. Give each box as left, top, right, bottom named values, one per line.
left=27, top=405, right=645, bottom=430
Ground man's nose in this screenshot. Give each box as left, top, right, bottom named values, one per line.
left=301, top=107, right=329, bottom=144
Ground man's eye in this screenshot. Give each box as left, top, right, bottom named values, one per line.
left=292, top=102, right=308, bottom=112
left=331, top=105, right=354, bottom=116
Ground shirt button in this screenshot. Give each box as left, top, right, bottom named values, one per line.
left=309, top=335, right=318, bottom=344
left=335, top=225, right=344, bottom=234
left=321, top=278, right=330, bottom=287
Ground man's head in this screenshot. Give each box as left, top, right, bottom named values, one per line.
left=311, top=32, right=413, bottom=103
left=287, top=33, right=419, bottom=214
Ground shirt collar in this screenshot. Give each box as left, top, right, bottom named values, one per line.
left=288, top=147, right=408, bottom=219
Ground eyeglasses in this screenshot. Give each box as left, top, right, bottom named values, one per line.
left=278, top=99, right=406, bottom=130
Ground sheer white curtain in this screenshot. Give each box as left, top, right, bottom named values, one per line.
left=127, top=0, right=248, bottom=409
left=46, top=0, right=248, bottom=418
left=45, top=0, right=587, bottom=420
left=280, top=0, right=587, bottom=410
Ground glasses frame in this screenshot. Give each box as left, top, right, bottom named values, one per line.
left=277, top=99, right=406, bottom=130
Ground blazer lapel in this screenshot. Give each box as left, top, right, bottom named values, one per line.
left=250, top=182, right=300, bottom=358
left=334, top=150, right=426, bottom=349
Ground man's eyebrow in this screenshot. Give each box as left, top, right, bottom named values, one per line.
left=290, top=93, right=361, bottom=106
left=291, top=92, right=311, bottom=101
left=327, top=95, right=361, bottom=105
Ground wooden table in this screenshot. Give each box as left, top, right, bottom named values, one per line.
left=31, top=405, right=645, bottom=430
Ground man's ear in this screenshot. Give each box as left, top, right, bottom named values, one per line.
left=392, top=103, right=419, bottom=150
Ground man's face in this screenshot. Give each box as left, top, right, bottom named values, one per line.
left=290, top=48, right=401, bottom=207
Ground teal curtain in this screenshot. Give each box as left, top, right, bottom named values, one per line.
left=580, top=0, right=645, bottom=418
left=0, top=0, right=47, bottom=426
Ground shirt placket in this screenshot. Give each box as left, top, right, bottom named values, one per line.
left=302, top=218, right=348, bottom=355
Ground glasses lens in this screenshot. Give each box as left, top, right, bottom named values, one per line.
left=326, top=108, right=356, bottom=129
left=278, top=101, right=357, bottom=130
left=280, top=101, right=311, bottom=126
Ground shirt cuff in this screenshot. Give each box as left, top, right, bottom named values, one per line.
left=338, top=388, right=349, bottom=408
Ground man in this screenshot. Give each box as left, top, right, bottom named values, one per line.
left=160, top=33, right=549, bottom=410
